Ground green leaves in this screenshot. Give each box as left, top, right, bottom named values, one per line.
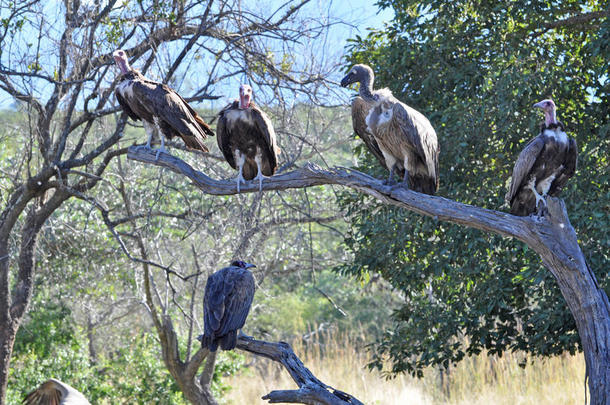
left=340, top=0, right=609, bottom=376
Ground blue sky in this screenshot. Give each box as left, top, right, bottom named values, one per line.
left=0, top=0, right=394, bottom=109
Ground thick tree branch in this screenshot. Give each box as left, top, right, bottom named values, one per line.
left=236, top=336, right=363, bottom=405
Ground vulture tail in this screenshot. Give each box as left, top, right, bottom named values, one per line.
left=410, top=173, right=438, bottom=195
left=181, top=134, right=210, bottom=153
left=220, top=331, right=237, bottom=351
left=202, top=334, right=219, bottom=352
left=194, top=115, right=215, bottom=137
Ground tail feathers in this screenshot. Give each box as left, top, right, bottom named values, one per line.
left=220, top=331, right=237, bottom=351
left=201, top=334, right=219, bottom=352
left=180, top=134, right=209, bottom=153
left=201, top=331, right=237, bottom=351
left=410, top=173, right=438, bottom=195
left=194, top=114, right=215, bottom=137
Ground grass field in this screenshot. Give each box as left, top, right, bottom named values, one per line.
left=224, top=331, right=586, bottom=404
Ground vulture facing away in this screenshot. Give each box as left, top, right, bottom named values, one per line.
left=341, top=64, right=439, bottom=194
left=112, top=49, right=214, bottom=158
left=217, top=84, right=279, bottom=192
left=202, top=260, right=256, bottom=352
left=23, top=378, right=90, bottom=405
left=506, top=99, right=577, bottom=216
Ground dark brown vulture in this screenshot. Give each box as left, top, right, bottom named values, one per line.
left=506, top=99, right=578, bottom=216
left=112, top=49, right=214, bottom=158
left=202, top=260, right=256, bottom=352
left=23, top=378, right=90, bottom=405
left=216, top=84, right=279, bottom=192
left=341, top=64, right=439, bottom=194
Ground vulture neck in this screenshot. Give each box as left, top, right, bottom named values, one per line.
left=545, top=109, right=557, bottom=127
left=358, top=73, right=376, bottom=102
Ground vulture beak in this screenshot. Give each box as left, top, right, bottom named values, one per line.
left=112, top=49, right=130, bottom=74
left=340, top=74, right=351, bottom=88
left=245, top=263, right=256, bottom=269
left=533, top=101, right=546, bottom=109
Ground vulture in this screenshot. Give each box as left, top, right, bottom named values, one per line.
left=506, top=99, right=578, bottom=216
left=112, top=49, right=214, bottom=158
left=216, top=84, right=279, bottom=192
left=202, top=260, right=256, bottom=351
left=23, top=378, right=90, bottom=405
left=341, top=64, right=439, bottom=194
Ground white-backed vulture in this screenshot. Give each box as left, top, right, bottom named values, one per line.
left=341, top=64, right=439, bottom=194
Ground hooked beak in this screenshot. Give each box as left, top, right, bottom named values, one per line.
left=340, top=75, right=351, bottom=88
left=533, top=101, right=546, bottom=109
left=245, top=263, right=256, bottom=269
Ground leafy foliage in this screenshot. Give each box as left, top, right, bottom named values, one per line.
left=340, top=0, right=609, bottom=376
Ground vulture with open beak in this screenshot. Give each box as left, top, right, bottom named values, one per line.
left=23, top=378, right=90, bottom=405
left=506, top=99, right=578, bottom=216
left=112, top=49, right=214, bottom=158
left=216, top=84, right=279, bottom=192
left=341, top=64, right=439, bottom=194
left=202, top=260, right=256, bottom=351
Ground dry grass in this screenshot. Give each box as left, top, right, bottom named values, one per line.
left=224, top=331, right=586, bottom=405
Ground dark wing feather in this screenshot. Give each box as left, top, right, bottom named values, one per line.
left=203, top=272, right=228, bottom=335
left=550, top=137, right=578, bottom=195
left=352, top=97, right=401, bottom=174
left=251, top=103, right=279, bottom=174
left=170, top=88, right=215, bottom=137
left=130, top=82, right=210, bottom=151
left=115, top=89, right=140, bottom=121
left=218, top=270, right=255, bottom=336
left=216, top=102, right=238, bottom=169
left=505, top=135, right=545, bottom=204
left=23, top=380, right=62, bottom=405
left=392, top=102, right=440, bottom=184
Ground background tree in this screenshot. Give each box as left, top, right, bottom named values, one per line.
left=0, top=0, right=349, bottom=402
left=340, top=0, right=609, bottom=377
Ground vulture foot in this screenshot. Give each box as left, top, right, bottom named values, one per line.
left=154, top=146, right=168, bottom=161
left=253, top=172, right=268, bottom=192
left=235, top=173, right=247, bottom=193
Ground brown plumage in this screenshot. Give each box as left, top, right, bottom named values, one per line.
left=506, top=99, right=577, bottom=216
left=23, top=379, right=90, bottom=405
left=342, top=64, right=439, bottom=194
left=113, top=49, right=213, bottom=156
left=216, top=84, right=279, bottom=192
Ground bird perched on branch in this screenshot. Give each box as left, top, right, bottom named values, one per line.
left=23, top=378, right=90, bottom=405
left=341, top=64, right=439, bottom=194
left=202, top=260, right=256, bottom=351
left=216, top=84, right=280, bottom=192
left=506, top=99, right=577, bottom=216
left=112, top=49, right=214, bottom=158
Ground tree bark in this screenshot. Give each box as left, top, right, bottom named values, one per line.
left=128, top=147, right=610, bottom=405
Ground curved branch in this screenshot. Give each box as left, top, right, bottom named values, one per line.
left=237, top=336, right=364, bottom=405
left=127, top=146, right=535, bottom=244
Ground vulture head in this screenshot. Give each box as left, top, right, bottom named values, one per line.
left=112, top=49, right=131, bottom=74
left=340, top=64, right=374, bottom=88
left=239, top=84, right=253, bottom=109
left=533, top=98, right=557, bottom=126
left=231, top=260, right=256, bottom=269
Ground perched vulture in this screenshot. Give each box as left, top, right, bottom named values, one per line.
left=202, top=260, right=256, bottom=351
left=341, top=64, right=439, bottom=194
left=23, top=378, right=90, bottom=405
left=112, top=49, right=214, bottom=158
left=506, top=99, right=577, bottom=216
left=216, top=84, right=279, bottom=192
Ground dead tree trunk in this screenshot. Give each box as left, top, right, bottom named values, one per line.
left=128, top=148, right=610, bottom=405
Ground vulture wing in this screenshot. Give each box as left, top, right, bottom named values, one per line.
left=505, top=135, right=545, bottom=204
left=130, top=81, right=211, bottom=151
left=550, top=137, right=578, bottom=195
left=203, top=271, right=228, bottom=335
left=351, top=97, right=396, bottom=173
left=251, top=104, right=279, bottom=173
left=392, top=102, right=439, bottom=185
left=23, top=378, right=90, bottom=405
left=216, top=102, right=238, bottom=169
left=217, top=270, right=255, bottom=337
left=115, top=90, right=140, bottom=121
